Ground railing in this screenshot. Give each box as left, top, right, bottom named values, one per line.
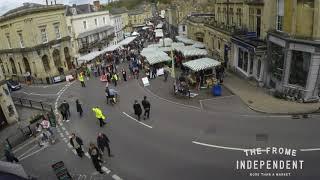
left=11, top=96, right=53, bottom=112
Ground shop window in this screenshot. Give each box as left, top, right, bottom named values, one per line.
left=238, top=49, right=243, bottom=68
left=289, top=50, right=310, bottom=87
left=270, top=43, right=285, bottom=80
left=238, top=48, right=249, bottom=73
left=250, top=54, right=254, bottom=74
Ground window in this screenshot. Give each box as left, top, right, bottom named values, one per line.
left=103, top=17, right=106, bottom=24
left=230, top=8, right=234, bottom=24
left=182, top=25, right=185, bottom=32
left=276, top=0, right=284, bottom=31
left=5, top=33, right=12, bottom=49
left=237, top=48, right=249, bottom=73
left=18, top=31, right=24, bottom=48
left=39, top=27, right=48, bottom=43
left=54, top=23, right=61, bottom=39
left=218, top=40, right=221, bottom=50
left=237, top=8, right=242, bottom=27
left=83, top=21, right=87, bottom=29
left=256, top=9, right=261, bottom=37
left=94, top=18, right=98, bottom=26
left=289, top=51, right=311, bottom=87
left=270, top=42, right=285, bottom=80
left=249, top=8, right=255, bottom=31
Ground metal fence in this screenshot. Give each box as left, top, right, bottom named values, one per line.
left=12, top=97, right=53, bottom=112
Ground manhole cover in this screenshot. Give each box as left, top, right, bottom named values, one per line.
left=256, top=134, right=268, bottom=142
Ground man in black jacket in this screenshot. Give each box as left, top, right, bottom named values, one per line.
left=97, top=133, right=112, bottom=157
left=70, top=133, right=84, bottom=158
left=141, top=96, right=151, bottom=120
left=133, top=100, right=142, bottom=120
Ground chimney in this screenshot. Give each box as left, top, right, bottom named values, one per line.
left=72, top=4, right=76, bottom=8
left=46, top=0, right=48, bottom=5
left=54, top=0, right=56, bottom=4
left=51, top=1, right=53, bottom=5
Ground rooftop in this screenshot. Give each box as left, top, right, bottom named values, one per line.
left=109, top=7, right=128, bottom=15
left=65, top=4, right=97, bottom=16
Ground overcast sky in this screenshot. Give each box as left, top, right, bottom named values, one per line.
left=0, top=0, right=110, bottom=15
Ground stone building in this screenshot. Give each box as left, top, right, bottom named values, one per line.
left=0, top=3, right=73, bottom=82
left=127, top=7, right=152, bottom=32
left=110, top=7, right=129, bottom=33
left=65, top=4, right=114, bottom=61
left=266, top=0, right=320, bottom=101
left=111, top=14, right=124, bottom=44
left=0, top=66, right=18, bottom=127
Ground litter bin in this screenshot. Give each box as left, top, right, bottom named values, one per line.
left=212, top=85, right=222, bottom=96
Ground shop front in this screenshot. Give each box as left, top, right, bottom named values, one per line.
left=231, top=35, right=267, bottom=83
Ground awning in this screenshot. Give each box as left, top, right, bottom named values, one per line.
left=141, top=48, right=171, bottom=65
left=174, top=46, right=208, bottom=57
left=183, top=58, right=221, bottom=72
left=101, top=44, right=120, bottom=53
left=118, top=36, right=137, bottom=46
left=159, top=38, right=173, bottom=46
left=78, top=25, right=114, bottom=39
left=176, top=36, right=196, bottom=45
left=78, top=51, right=101, bottom=63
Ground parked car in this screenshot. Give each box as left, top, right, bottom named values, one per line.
left=6, top=79, right=21, bottom=91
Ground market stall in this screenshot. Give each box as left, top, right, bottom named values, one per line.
left=141, top=48, right=171, bottom=77
left=159, top=38, right=173, bottom=47
left=77, top=51, right=101, bottom=64
left=118, top=36, right=137, bottom=46
left=182, top=58, right=221, bottom=89
left=175, top=36, right=196, bottom=45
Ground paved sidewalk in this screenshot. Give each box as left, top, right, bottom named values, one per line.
left=223, top=72, right=320, bottom=114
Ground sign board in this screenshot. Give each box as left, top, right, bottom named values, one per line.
left=66, top=75, right=74, bottom=82
left=142, top=77, right=150, bottom=87
left=157, top=68, right=164, bottom=76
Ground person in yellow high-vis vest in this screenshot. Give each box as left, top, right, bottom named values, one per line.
left=78, top=72, right=85, bottom=87
left=92, top=107, right=106, bottom=127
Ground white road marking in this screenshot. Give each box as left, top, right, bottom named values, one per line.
left=17, top=145, right=39, bottom=159
left=300, top=148, right=320, bottom=152
left=143, top=87, right=201, bottom=110
left=192, top=141, right=247, bottom=152
left=13, top=138, right=37, bottom=153
left=122, top=112, right=153, bottom=129
left=112, top=174, right=122, bottom=180
left=19, top=144, right=48, bottom=161
left=102, top=166, right=111, bottom=174
left=200, top=95, right=236, bottom=102
left=85, top=152, right=91, bottom=159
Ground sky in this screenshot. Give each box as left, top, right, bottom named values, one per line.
left=0, top=0, right=110, bottom=15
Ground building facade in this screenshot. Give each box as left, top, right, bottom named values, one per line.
left=0, top=66, right=18, bottom=126
left=128, top=8, right=152, bottom=32
left=110, top=7, right=129, bottom=33
left=65, top=4, right=115, bottom=60
left=0, top=3, right=73, bottom=82
left=111, top=14, right=124, bottom=44
left=266, top=0, right=320, bottom=101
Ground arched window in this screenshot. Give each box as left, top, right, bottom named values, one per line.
left=23, top=57, right=31, bottom=74
left=64, top=47, right=72, bottom=70
left=0, top=58, right=5, bottom=74
left=9, top=58, right=17, bottom=74
left=52, top=49, right=62, bottom=67
left=42, top=55, right=50, bottom=72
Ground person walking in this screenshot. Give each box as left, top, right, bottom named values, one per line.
left=141, top=96, right=151, bottom=120
left=92, top=107, right=107, bottom=127
left=89, top=143, right=104, bottom=174
left=133, top=100, right=142, bottom=120
left=164, top=69, right=169, bottom=82
left=62, top=100, right=70, bottom=118
left=97, top=133, right=113, bottom=157
left=4, top=145, right=19, bottom=163
left=58, top=102, right=68, bottom=121
left=76, top=99, right=83, bottom=117
left=69, top=133, right=84, bottom=158
left=111, top=73, right=118, bottom=87
left=122, top=69, right=127, bottom=81
left=78, top=73, right=86, bottom=87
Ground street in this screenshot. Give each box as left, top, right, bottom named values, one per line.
left=11, top=74, right=320, bottom=180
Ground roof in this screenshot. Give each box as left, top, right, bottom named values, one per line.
left=110, top=7, right=128, bottom=15
left=141, top=49, right=171, bottom=65
left=65, top=4, right=97, bottom=16
left=118, top=36, right=137, bottom=46
left=183, top=58, right=221, bottom=72
left=77, top=25, right=114, bottom=39
left=0, top=3, right=65, bottom=22
left=174, top=46, right=208, bottom=57
left=3, top=3, right=44, bottom=16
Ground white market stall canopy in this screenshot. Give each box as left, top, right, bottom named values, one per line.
left=192, top=42, right=206, bottom=49
left=155, top=29, right=164, bottom=38
left=175, top=46, right=208, bottom=57
left=183, top=58, right=221, bottom=72
left=176, top=36, right=196, bottom=44
left=101, top=44, right=121, bottom=53
left=132, top=31, right=139, bottom=36
left=118, top=36, right=137, bottom=46
left=141, top=48, right=171, bottom=65
left=159, top=38, right=173, bottom=47
left=171, top=42, right=185, bottom=47
left=148, top=44, right=162, bottom=48
left=78, top=51, right=101, bottom=63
